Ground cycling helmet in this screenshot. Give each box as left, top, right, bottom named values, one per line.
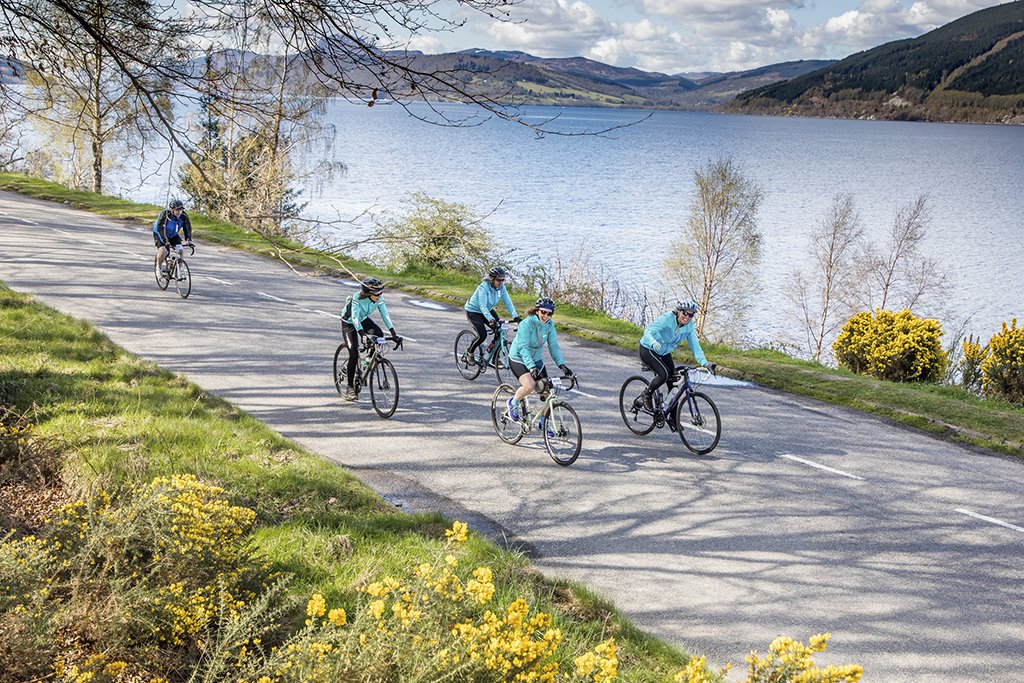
left=169, top=198, right=184, bottom=210
left=535, top=296, right=555, bottom=312
left=361, top=277, right=385, bottom=295
left=676, top=300, right=699, bottom=314
left=488, top=266, right=508, bottom=280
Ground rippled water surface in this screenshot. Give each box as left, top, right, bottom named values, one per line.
left=131, top=100, right=1024, bottom=346
left=303, top=101, right=1022, bottom=345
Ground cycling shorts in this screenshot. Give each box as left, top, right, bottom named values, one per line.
left=154, top=233, right=184, bottom=249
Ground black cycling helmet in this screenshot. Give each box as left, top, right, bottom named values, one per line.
left=169, top=198, right=184, bottom=210
left=361, top=278, right=385, bottom=295
left=676, top=300, right=699, bottom=314
left=488, top=266, right=508, bottom=280
left=535, top=296, right=555, bottom=312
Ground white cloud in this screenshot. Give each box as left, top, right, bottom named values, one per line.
left=453, top=0, right=1008, bottom=73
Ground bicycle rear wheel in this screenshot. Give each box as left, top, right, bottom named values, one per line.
left=454, top=330, right=484, bottom=380
left=676, top=391, right=721, bottom=454
left=369, top=358, right=399, bottom=419
left=332, top=344, right=349, bottom=395
left=493, top=343, right=514, bottom=385
left=174, top=259, right=191, bottom=299
left=544, top=402, right=581, bottom=466
left=618, top=375, right=656, bottom=435
left=491, top=384, right=524, bottom=444
left=154, top=255, right=170, bottom=290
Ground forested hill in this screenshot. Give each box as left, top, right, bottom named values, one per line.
left=730, top=0, right=1024, bottom=124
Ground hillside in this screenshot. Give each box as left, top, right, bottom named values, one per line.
left=403, top=50, right=833, bottom=110
left=730, top=0, right=1024, bottom=123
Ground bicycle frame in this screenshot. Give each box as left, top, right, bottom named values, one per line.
left=356, top=336, right=400, bottom=387
left=517, top=375, right=576, bottom=435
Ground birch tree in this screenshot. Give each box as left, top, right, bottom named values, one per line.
left=786, top=193, right=864, bottom=361
left=662, top=156, right=764, bottom=341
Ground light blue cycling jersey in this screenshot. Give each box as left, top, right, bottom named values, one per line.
left=464, top=280, right=517, bottom=322
left=640, top=311, right=708, bottom=366
left=343, top=295, right=394, bottom=331
left=509, top=314, right=564, bottom=370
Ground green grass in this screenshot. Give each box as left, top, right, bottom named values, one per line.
left=2, top=170, right=1022, bottom=458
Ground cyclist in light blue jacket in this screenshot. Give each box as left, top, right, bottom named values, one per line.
left=638, top=300, right=710, bottom=410
left=506, top=297, right=573, bottom=424
left=464, top=266, right=519, bottom=364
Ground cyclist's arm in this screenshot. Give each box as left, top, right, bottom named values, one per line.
left=684, top=325, right=708, bottom=367
left=155, top=210, right=169, bottom=244
left=376, top=300, right=394, bottom=332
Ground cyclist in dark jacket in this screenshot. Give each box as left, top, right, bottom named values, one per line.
left=153, top=198, right=193, bottom=273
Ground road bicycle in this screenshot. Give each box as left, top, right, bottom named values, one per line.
left=454, top=320, right=516, bottom=384
left=333, top=334, right=403, bottom=419
left=491, top=373, right=581, bottom=466
left=154, top=243, right=194, bottom=299
left=618, top=364, right=721, bottom=454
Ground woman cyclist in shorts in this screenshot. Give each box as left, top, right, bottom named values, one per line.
left=340, top=278, right=402, bottom=400
left=506, top=297, right=573, bottom=430
left=464, top=266, right=519, bottom=364
left=638, top=300, right=713, bottom=411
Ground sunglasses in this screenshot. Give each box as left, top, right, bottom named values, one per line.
left=538, top=309, right=553, bottom=316
left=679, top=310, right=694, bottom=317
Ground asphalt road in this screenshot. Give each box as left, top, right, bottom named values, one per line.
left=2, top=190, right=1023, bottom=682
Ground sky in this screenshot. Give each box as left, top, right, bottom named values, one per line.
left=400, top=0, right=1012, bottom=75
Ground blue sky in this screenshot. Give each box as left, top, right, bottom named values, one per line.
left=400, top=0, right=1011, bottom=74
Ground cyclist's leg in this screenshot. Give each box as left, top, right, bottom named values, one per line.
left=507, top=358, right=533, bottom=421
left=466, top=311, right=489, bottom=357
left=154, top=232, right=168, bottom=269
left=342, top=323, right=360, bottom=391
left=639, top=345, right=672, bottom=408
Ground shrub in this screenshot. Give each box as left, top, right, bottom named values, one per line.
left=674, top=633, right=862, bottom=683
left=248, top=520, right=620, bottom=683
left=832, top=309, right=947, bottom=382
left=369, top=192, right=510, bottom=276
left=981, top=318, right=1024, bottom=404
left=958, top=334, right=988, bottom=393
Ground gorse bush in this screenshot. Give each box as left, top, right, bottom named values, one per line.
left=3, top=485, right=632, bottom=683
left=958, top=333, right=987, bottom=393
left=245, top=520, right=619, bottom=683
left=674, top=633, right=862, bottom=683
left=0, top=474, right=281, bottom=683
left=832, top=309, right=946, bottom=383
left=981, top=318, right=1024, bottom=404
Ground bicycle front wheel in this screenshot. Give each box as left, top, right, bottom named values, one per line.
left=493, top=343, right=514, bottom=385
left=369, top=359, right=399, bottom=419
left=618, top=375, right=656, bottom=435
left=544, top=402, right=581, bottom=466
left=174, top=259, right=191, bottom=299
left=454, top=330, right=484, bottom=380
left=491, top=384, right=524, bottom=445
left=676, top=391, right=721, bottom=454
left=154, top=255, right=170, bottom=290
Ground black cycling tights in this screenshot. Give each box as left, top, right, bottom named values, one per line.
left=342, top=320, right=383, bottom=386
left=639, top=344, right=675, bottom=395
left=466, top=310, right=495, bottom=355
